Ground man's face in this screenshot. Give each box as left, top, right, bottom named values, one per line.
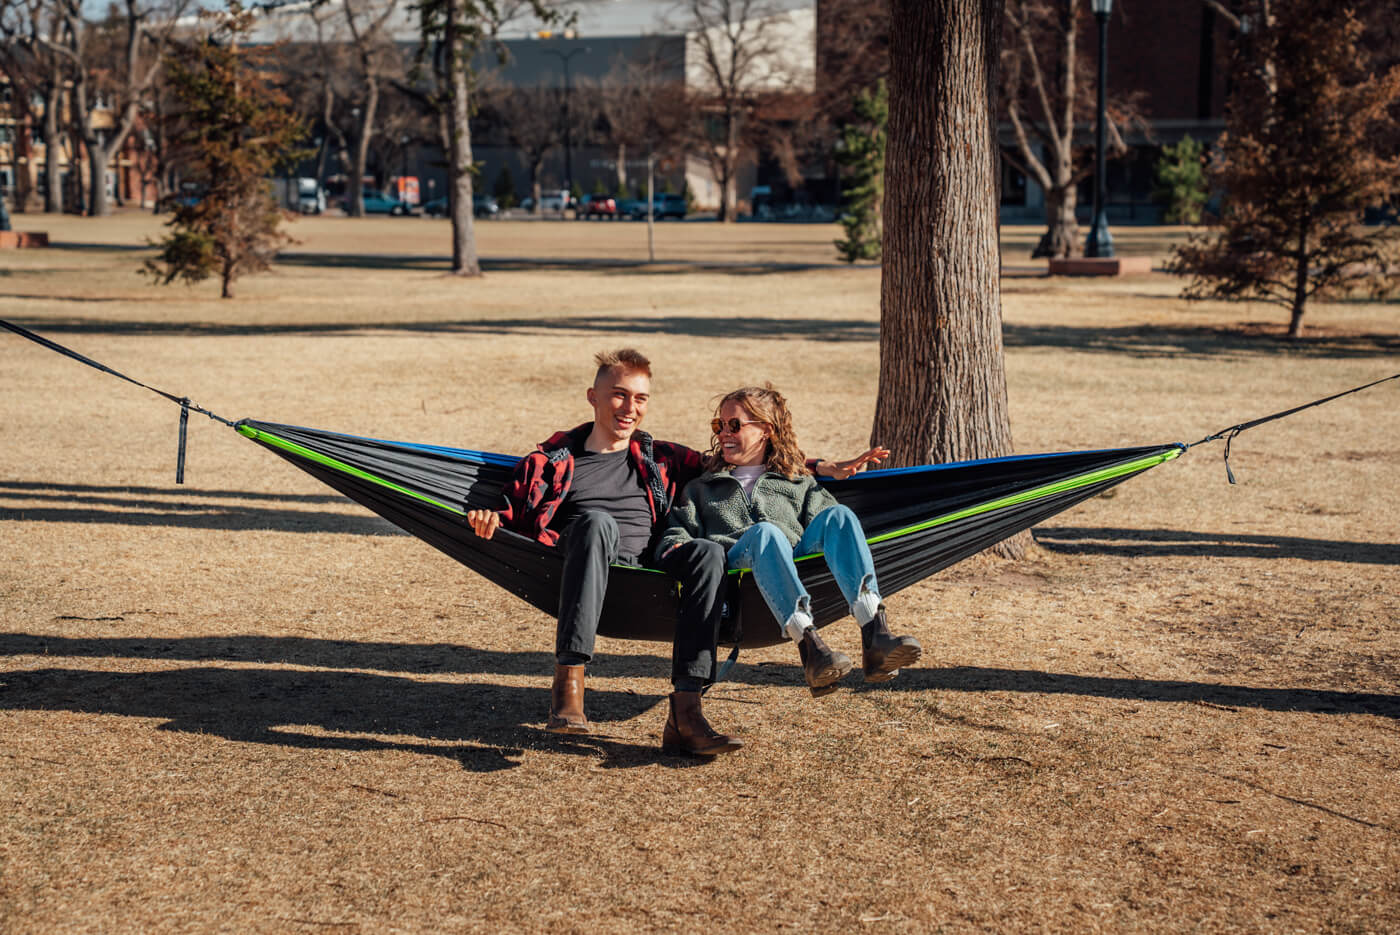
left=587, top=367, right=650, bottom=444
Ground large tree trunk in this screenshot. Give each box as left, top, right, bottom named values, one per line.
left=875, top=0, right=1025, bottom=559
left=444, top=0, right=480, bottom=276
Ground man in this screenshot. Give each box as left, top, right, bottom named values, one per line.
left=467, top=349, right=881, bottom=757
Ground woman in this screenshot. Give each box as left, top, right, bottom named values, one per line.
left=657, top=384, right=922, bottom=699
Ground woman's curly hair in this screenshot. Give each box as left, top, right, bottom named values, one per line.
left=704, top=384, right=810, bottom=478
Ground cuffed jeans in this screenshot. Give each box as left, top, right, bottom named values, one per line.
left=557, top=510, right=728, bottom=688
left=724, top=504, right=878, bottom=638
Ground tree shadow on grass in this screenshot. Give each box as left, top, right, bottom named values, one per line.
left=1002, top=322, right=1400, bottom=360
left=1034, top=526, right=1400, bottom=566
left=4, top=633, right=1395, bottom=724
left=0, top=663, right=668, bottom=773
left=0, top=480, right=403, bottom=536
left=876, top=665, right=1400, bottom=719
left=0, top=634, right=669, bottom=679
left=0, top=313, right=877, bottom=342
left=274, top=252, right=858, bottom=276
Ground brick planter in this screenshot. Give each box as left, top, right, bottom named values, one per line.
left=1047, top=256, right=1153, bottom=276
left=0, top=231, right=51, bottom=248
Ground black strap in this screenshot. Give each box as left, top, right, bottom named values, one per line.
left=1188, top=373, right=1400, bottom=484
left=703, top=645, right=742, bottom=695
left=1, top=318, right=236, bottom=483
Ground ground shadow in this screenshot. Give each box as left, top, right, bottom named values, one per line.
left=0, top=634, right=670, bottom=679
left=1034, top=526, right=1400, bottom=566
left=1002, top=322, right=1400, bottom=360
left=0, top=481, right=400, bottom=536
left=5, top=633, right=1394, bottom=721
left=883, top=665, right=1400, bottom=719
left=273, top=252, right=859, bottom=277
left=0, top=664, right=666, bottom=772
left=1, top=313, right=877, bottom=343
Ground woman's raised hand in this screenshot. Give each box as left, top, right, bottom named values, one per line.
left=820, top=445, right=891, bottom=480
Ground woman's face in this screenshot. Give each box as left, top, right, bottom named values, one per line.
left=716, top=400, right=770, bottom=468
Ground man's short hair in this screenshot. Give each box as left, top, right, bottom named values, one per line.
left=593, top=348, right=652, bottom=383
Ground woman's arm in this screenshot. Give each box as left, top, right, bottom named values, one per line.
left=654, top=486, right=704, bottom=562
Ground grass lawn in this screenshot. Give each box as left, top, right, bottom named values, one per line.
left=2, top=213, right=1398, bottom=933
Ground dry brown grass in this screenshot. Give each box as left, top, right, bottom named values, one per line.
left=2, top=212, right=1398, bottom=934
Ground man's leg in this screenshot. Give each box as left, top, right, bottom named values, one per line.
left=657, top=538, right=742, bottom=756
left=659, top=538, right=726, bottom=690
left=549, top=510, right=620, bottom=733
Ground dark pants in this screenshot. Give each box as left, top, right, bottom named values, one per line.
left=657, top=538, right=728, bottom=688
left=556, top=511, right=727, bottom=688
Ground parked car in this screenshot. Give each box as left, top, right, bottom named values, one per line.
left=296, top=177, right=326, bottom=215
left=624, top=193, right=687, bottom=220
left=422, top=194, right=500, bottom=218
left=520, top=189, right=572, bottom=214
left=577, top=193, right=618, bottom=219
left=341, top=189, right=415, bottom=216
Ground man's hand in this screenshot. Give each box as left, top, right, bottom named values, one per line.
left=466, top=509, right=501, bottom=540
left=818, top=446, right=891, bottom=480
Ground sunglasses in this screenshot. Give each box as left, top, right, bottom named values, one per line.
left=711, top=417, right=765, bottom=435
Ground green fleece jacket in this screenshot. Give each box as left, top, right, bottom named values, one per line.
left=655, top=468, right=838, bottom=561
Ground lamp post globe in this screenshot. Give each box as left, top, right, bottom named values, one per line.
left=1085, top=0, right=1115, bottom=258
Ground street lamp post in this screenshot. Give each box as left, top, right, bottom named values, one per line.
left=1085, top=0, right=1115, bottom=258
left=542, top=45, right=586, bottom=200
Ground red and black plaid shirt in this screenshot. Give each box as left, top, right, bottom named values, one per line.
left=496, top=423, right=706, bottom=547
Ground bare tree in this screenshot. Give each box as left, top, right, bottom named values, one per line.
left=32, top=0, right=188, bottom=216
left=340, top=0, right=404, bottom=216
left=679, top=0, right=805, bottom=221
left=596, top=53, right=688, bottom=200
left=874, top=0, right=1024, bottom=558
left=412, top=0, right=559, bottom=275
left=481, top=83, right=556, bottom=214
left=2, top=0, right=76, bottom=213
left=1000, top=0, right=1138, bottom=258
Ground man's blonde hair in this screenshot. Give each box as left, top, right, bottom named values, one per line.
left=593, top=348, right=652, bottom=383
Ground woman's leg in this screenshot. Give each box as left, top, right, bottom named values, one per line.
left=794, top=505, right=881, bottom=623
left=798, top=506, right=923, bottom=681
left=728, top=522, right=853, bottom=697
left=726, top=522, right=811, bottom=641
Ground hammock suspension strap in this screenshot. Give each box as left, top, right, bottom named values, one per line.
left=1, top=318, right=234, bottom=484
left=1187, top=372, right=1400, bottom=484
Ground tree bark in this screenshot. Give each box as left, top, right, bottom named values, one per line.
left=43, top=77, right=62, bottom=214
left=1033, top=181, right=1078, bottom=258
left=348, top=78, right=378, bottom=217
left=444, top=0, right=480, bottom=276
left=875, top=0, right=1025, bottom=559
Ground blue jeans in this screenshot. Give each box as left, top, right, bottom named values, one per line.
left=725, top=504, right=878, bottom=637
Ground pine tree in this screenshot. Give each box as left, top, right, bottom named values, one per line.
left=143, top=3, right=305, bottom=299
left=1167, top=2, right=1400, bottom=338
left=1153, top=135, right=1209, bottom=225
left=492, top=166, right=517, bottom=209
left=833, top=80, right=887, bottom=263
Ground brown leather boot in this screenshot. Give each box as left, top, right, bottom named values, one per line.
left=546, top=663, right=590, bottom=733
left=661, top=691, right=743, bottom=757
left=861, top=606, right=922, bottom=682
left=798, top=628, right=852, bottom=697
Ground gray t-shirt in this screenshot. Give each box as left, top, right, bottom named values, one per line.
left=554, top=446, right=653, bottom=559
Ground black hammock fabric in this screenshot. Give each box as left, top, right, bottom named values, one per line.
left=236, top=420, right=1183, bottom=649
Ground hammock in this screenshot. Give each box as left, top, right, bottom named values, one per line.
left=237, top=419, right=1183, bottom=648
left=4, top=318, right=1394, bottom=651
